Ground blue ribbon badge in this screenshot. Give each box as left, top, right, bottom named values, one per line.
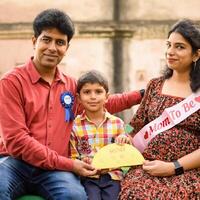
left=60, top=92, right=75, bottom=122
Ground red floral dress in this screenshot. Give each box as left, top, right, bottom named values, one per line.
left=119, top=77, right=200, bottom=200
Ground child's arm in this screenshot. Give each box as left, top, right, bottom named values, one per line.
left=69, top=129, right=93, bottom=164
left=114, top=118, right=132, bottom=145
left=69, top=130, right=80, bottom=160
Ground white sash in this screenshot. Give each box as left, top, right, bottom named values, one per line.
left=133, top=90, right=200, bottom=153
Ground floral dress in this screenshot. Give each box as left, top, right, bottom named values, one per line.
left=119, top=77, right=200, bottom=200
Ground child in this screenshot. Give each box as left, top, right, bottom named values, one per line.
left=69, top=70, right=130, bottom=200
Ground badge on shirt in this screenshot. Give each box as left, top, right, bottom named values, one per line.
left=60, top=92, right=75, bottom=122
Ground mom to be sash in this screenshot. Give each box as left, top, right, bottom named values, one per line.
left=133, top=90, right=200, bottom=153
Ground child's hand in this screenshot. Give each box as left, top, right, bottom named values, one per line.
left=115, top=135, right=131, bottom=145
left=82, top=156, right=92, bottom=164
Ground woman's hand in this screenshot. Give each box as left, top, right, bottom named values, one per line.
left=142, top=160, right=175, bottom=177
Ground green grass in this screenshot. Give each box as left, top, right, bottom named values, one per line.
left=17, top=195, right=44, bottom=200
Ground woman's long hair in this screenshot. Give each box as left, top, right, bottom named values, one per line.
left=163, top=19, right=200, bottom=92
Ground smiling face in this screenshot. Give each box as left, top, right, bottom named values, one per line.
left=78, top=83, right=109, bottom=114
left=166, top=32, right=198, bottom=73
left=32, top=28, right=68, bottom=73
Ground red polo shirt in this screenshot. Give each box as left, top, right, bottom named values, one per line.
left=0, top=58, right=142, bottom=171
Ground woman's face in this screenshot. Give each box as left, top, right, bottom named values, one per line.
left=166, top=32, right=196, bottom=73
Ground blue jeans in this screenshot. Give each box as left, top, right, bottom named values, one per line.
left=81, top=174, right=120, bottom=200
left=0, top=156, right=87, bottom=200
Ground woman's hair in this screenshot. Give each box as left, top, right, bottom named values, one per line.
left=162, top=19, right=200, bottom=92
left=33, top=8, right=75, bottom=42
left=77, top=70, right=109, bottom=94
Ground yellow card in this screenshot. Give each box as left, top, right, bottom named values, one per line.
left=92, top=143, right=144, bottom=169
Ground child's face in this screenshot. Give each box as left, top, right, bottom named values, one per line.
left=78, top=83, right=108, bottom=113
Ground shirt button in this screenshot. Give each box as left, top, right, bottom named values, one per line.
left=50, top=106, right=53, bottom=110
left=48, top=142, right=51, bottom=146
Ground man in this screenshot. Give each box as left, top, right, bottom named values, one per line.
left=0, top=9, right=142, bottom=200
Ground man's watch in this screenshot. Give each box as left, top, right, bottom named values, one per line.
left=173, top=160, right=184, bottom=175
left=139, top=89, right=145, bottom=97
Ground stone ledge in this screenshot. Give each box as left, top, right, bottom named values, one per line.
left=0, top=20, right=198, bottom=39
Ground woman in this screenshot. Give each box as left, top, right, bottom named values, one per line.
left=120, top=19, right=200, bottom=199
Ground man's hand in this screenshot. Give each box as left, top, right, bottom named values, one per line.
left=115, top=135, right=131, bottom=145
left=72, top=159, right=97, bottom=177
left=143, top=160, right=175, bottom=177
left=82, top=156, right=92, bottom=164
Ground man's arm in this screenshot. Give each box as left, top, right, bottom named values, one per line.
left=0, top=78, right=74, bottom=170
left=105, top=90, right=143, bottom=114
left=0, top=78, right=96, bottom=176
left=75, top=90, right=144, bottom=116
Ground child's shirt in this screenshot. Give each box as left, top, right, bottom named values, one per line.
left=69, top=110, right=126, bottom=180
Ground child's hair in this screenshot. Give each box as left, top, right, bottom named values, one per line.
left=33, top=8, right=75, bottom=42
left=77, top=70, right=109, bottom=93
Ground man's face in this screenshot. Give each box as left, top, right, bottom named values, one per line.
left=32, top=28, right=69, bottom=71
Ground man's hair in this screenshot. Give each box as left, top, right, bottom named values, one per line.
left=33, top=8, right=75, bottom=42
left=77, top=70, right=109, bottom=94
